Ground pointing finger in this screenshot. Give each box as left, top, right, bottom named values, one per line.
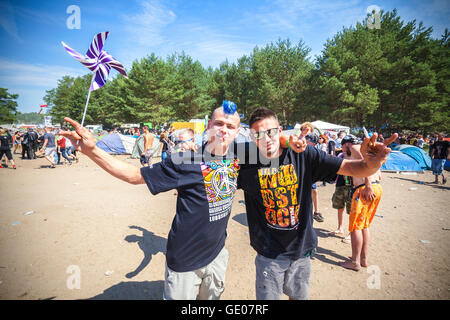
left=64, top=117, right=82, bottom=131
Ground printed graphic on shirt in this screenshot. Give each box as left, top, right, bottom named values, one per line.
left=201, top=159, right=240, bottom=222
left=258, top=164, right=300, bottom=230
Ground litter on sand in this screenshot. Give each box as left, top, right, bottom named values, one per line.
left=375, top=214, right=384, bottom=218
left=400, top=172, right=417, bottom=175
left=409, top=187, right=418, bottom=191
left=23, top=211, right=35, bottom=216
left=104, top=270, right=114, bottom=276
left=12, top=221, right=20, bottom=226
left=420, top=240, right=431, bottom=244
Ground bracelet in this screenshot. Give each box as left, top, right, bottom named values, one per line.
left=286, top=139, right=291, bottom=149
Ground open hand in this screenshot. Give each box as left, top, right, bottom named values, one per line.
left=361, top=184, right=376, bottom=202
left=360, top=133, right=398, bottom=170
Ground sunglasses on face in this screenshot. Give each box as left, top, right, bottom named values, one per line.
left=251, top=127, right=279, bottom=140
left=175, top=138, right=193, bottom=144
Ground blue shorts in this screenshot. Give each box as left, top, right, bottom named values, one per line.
left=431, top=159, right=446, bottom=175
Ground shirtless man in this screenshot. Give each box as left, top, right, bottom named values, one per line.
left=140, top=125, right=154, bottom=167
left=338, top=135, right=383, bottom=271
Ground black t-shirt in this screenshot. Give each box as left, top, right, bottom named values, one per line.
left=160, top=139, right=170, bottom=153
left=0, top=134, right=12, bottom=150
left=140, top=146, right=240, bottom=272
left=327, top=140, right=336, bottom=155
left=431, top=140, right=449, bottom=159
left=237, top=145, right=343, bottom=259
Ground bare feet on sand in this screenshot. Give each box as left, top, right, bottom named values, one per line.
left=328, top=229, right=344, bottom=236
left=339, top=259, right=361, bottom=271
left=360, top=256, right=368, bottom=267
left=348, top=256, right=368, bottom=267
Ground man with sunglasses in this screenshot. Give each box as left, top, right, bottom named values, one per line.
left=237, top=107, right=397, bottom=300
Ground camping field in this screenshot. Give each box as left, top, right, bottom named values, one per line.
left=0, top=154, right=449, bottom=300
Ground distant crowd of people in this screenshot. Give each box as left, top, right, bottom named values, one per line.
left=0, top=127, right=79, bottom=169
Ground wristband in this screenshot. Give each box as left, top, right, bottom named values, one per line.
left=286, top=139, right=291, bottom=149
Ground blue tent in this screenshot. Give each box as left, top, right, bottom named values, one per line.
left=392, top=145, right=431, bottom=170
left=96, top=133, right=136, bottom=154
left=381, top=151, right=423, bottom=172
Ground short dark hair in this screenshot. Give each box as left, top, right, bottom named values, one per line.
left=305, top=133, right=319, bottom=144
left=341, top=134, right=362, bottom=145
left=143, top=125, right=149, bottom=131
left=249, top=108, right=278, bottom=128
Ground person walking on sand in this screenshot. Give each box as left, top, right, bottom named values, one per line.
left=339, top=166, right=383, bottom=272
left=0, top=128, right=17, bottom=169
left=57, top=135, right=72, bottom=165
left=429, top=133, right=448, bottom=184
left=159, top=132, right=175, bottom=161
left=40, top=127, right=57, bottom=168
left=328, top=152, right=352, bottom=236
left=140, top=125, right=155, bottom=167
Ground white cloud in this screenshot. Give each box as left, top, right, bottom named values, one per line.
left=123, top=0, right=176, bottom=47
left=0, top=58, right=86, bottom=113
left=0, top=58, right=85, bottom=88
left=0, top=0, right=22, bottom=42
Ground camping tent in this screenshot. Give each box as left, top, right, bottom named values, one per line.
left=310, top=120, right=350, bottom=134
left=285, top=120, right=350, bottom=136
left=381, top=151, right=423, bottom=172
left=131, top=134, right=162, bottom=159
left=392, top=145, right=431, bottom=170
left=96, top=133, right=136, bottom=154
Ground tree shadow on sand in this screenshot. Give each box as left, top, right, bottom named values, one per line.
left=88, top=280, right=164, bottom=300
left=124, top=225, right=167, bottom=279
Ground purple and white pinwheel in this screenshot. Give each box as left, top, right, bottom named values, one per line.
left=62, top=31, right=128, bottom=91
left=62, top=32, right=128, bottom=126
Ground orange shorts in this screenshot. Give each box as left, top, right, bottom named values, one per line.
left=349, top=184, right=382, bottom=232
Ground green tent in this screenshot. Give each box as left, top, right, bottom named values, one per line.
left=131, top=134, right=162, bottom=159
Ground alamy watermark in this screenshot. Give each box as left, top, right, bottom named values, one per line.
left=366, top=265, right=381, bottom=289
left=66, top=265, right=81, bottom=290
left=366, top=5, right=381, bottom=29
left=66, top=5, right=81, bottom=30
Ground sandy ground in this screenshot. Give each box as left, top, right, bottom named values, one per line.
left=0, top=153, right=449, bottom=300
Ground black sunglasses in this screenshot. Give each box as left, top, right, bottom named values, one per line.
left=251, top=127, right=279, bottom=140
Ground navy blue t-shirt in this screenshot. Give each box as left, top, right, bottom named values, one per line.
left=140, top=147, right=240, bottom=272
left=237, top=144, right=343, bottom=259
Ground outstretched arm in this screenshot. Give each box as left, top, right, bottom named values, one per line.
left=59, top=117, right=145, bottom=185
left=338, top=133, right=398, bottom=178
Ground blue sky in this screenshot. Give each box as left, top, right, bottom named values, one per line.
left=0, top=0, right=449, bottom=114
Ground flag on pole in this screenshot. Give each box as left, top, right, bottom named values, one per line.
left=38, top=104, right=48, bottom=114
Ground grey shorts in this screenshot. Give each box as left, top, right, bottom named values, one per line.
left=163, top=247, right=229, bottom=300
left=255, top=253, right=311, bottom=300
left=45, top=147, right=56, bottom=157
